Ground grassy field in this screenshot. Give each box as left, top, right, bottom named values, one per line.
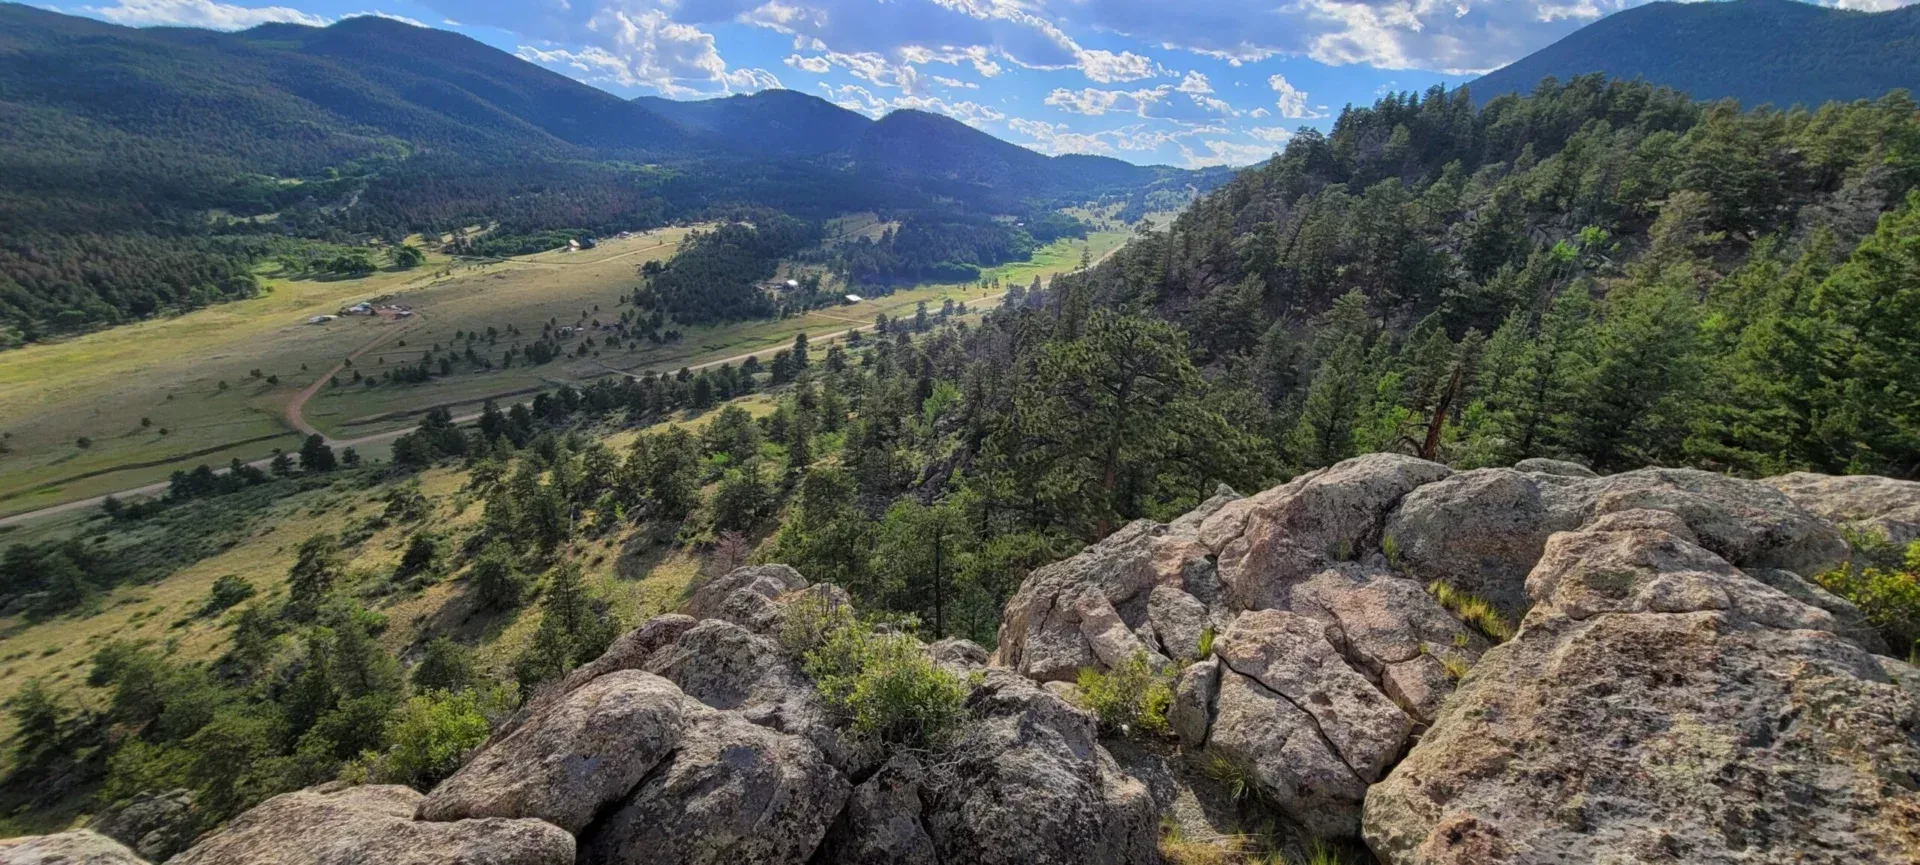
left=0, top=227, right=1125, bottom=519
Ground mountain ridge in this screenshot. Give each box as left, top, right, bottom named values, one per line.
left=1471, top=0, right=1920, bottom=107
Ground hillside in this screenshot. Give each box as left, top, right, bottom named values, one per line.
left=1470, top=0, right=1920, bottom=107
left=0, top=4, right=1200, bottom=343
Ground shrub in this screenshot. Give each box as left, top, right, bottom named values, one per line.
left=1196, top=626, right=1216, bottom=659
left=469, top=542, right=529, bottom=610
left=1075, top=651, right=1174, bottom=737
left=802, top=617, right=968, bottom=749
left=200, top=575, right=256, bottom=617
left=1427, top=580, right=1513, bottom=642
left=411, top=637, right=477, bottom=693
left=374, top=690, right=492, bottom=790
left=1814, top=539, right=1920, bottom=659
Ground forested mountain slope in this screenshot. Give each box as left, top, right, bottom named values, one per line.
left=0, top=4, right=1201, bottom=343
left=1472, top=0, right=1920, bottom=108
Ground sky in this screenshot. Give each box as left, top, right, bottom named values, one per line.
left=40, top=0, right=1920, bottom=167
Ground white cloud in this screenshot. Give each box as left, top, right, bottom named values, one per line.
left=818, top=83, right=1004, bottom=128
left=785, top=54, right=832, bottom=74
left=1248, top=125, right=1294, bottom=144
left=932, top=75, right=979, bottom=89
left=1043, top=85, right=1168, bottom=117
left=87, top=0, right=328, bottom=29
left=1269, top=73, right=1328, bottom=120
left=1176, top=70, right=1213, bottom=94
left=1180, top=139, right=1275, bottom=168
left=1075, top=48, right=1156, bottom=83
left=510, top=6, right=780, bottom=96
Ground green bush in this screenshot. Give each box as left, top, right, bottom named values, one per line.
left=1815, top=539, right=1920, bottom=659
left=469, top=542, right=529, bottom=610
left=1075, top=651, right=1174, bottom=737
left=802, top=617, right=968, bottom=749
left=374, top=690, right=494, bottom=790
left=201, top=575, right=256, bottom=616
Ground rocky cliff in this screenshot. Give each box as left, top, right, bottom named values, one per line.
left=12, top=456, right=1920, bottom=864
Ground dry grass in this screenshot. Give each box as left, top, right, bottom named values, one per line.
left=1427, top=580, right=1514, bottom=642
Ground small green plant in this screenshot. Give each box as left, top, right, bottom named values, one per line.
left=1076, top=651, right=1174, bottom=737
left=1197, top=626, right=1216, bottom=660
left=1427, top=580, right=1514, bottom=642
left=1437, top=653, right=1470, bottom=681
left=1381, top=534, right=1402, bottom=569
left=802, top=616, right=968, bottom=749
left=1202, top=753, right=1268, bottom=806
left=1328, top=538, right=1355, bottom=562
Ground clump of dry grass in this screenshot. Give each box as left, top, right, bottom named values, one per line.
left=1427, top=580, right=1514, bottom=642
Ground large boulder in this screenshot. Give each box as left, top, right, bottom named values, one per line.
left=642, top=618, right=844, bottom=766
left=1383, top=465, right=1854, bottom=621
left=89, top=788, right=198, bottom=861
left=1205, top=455, right=1454, bottom=611
left=813, top=754, right=939, bottom=865
left=418, top=670, right=685, bottom=832
left=490, top=613, right=697, bottom=744
left=168, top=784, right=573, bottom=865
left=1767, top=471, right=1920, bottom=548
left=1206, top=610, right=1416, bottom=836
left=995, top=517, right=1216, bottom=681
left=0, top=830, right=149, bottom=865
left=919, top=670, right=1159, bottom=865
left=576, top=705, right=848, bottom=865
left=1382, top=468, right=1584, bottom=617
left=1363, top=524, right=1920, bottom=864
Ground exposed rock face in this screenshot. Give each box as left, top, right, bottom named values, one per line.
left=995, top=515, right=1221, bottom=682
left=1364, top=524, right=1920, bottom=863
left=919, top=670, right=1158, bottom=865
left=0, top=830, right=149, bottom=865
left=169, top=784, right=573, bottom=865
left=642, top=618, right=844, bottom=766
left=1383, top=465, right=1853, bottom=619
left=89, top=788, right=198, bottom=861
left=1767, top=471, right=1920, bottom=547
left=577, top=705, right=847, bottom=865
left=418, top=670, right=686, bottom=832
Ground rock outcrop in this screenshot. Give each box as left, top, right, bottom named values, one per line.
left=1364, top=523, right=1920, bottom=863
left=169, top=784, right=573, bottom=865
left=88, top=789, right=199, bottom=861
left=10, top=457, right=1909, bottom=865
left=0, top=830, right=148, bottom=865
left=1767, top=471, right=1920, bottom=547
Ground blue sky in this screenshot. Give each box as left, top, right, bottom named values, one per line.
left=41, top=0, right=1918, bottom=167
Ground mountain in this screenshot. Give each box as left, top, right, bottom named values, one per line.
left=634, top=89, right=869, bottom=157
left=1470, top=0, right=1920, bottom=108
left=637, top=92, right=1210, bottom=207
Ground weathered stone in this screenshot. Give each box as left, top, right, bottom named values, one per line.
left=1767, top=471, right=1920, bottom=548
left=419, top=670, right=685, bottom=832
left=643, top=618, right=842, bottom=766
left=1210, top=454, right=1453, bottom=611
left=1146, top=585, right=1212, bottom=662
left=995, top=518, right=1210, bottom=680
left=577, top=706, right=848, bottom=865
left=1514, top=457, right=1598, bottom=478
left=813, top=754, right=938, bottom=865
left=0, top=830, right=148, bottom=865
left=1585, top=468, right=1850, bottom=577
left=169, top=784, right=572, bottom=865
left=683, top=564, right=809, bottom=621
left=1213, top=610, right=1414, bottom=783
left=493, top=614, right=697, bottom=744
left=1746, top=567, right=1889, bottom=655
left=1364, top=526, right=1920, bottom=865
left=1207, top=666, right=1369, bottom=839
left=920, top=669, right=1159, bottom=865
left=927, top=637, right=989, bottom=674
left=90, top=788, right=198, bottom=861
left=1382, top=468, right=1584, bottom=618
left=1170, top=656, right=1219, bottom=748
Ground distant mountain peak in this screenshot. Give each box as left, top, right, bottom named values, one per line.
left=1471, top=0, right=1920, bottom=108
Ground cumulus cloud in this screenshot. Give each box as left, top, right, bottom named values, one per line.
left=87, top=0, right=328, bottom=29
left=818, top=82, right=1004, bottom=127
left=1269, top=74, right=1328, bottom=120
left=1248, top=125, right=1295, bottom=144
left=785, top=54, right=832, bottom=74
left=1181, top=138, right=1276, bottom=168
